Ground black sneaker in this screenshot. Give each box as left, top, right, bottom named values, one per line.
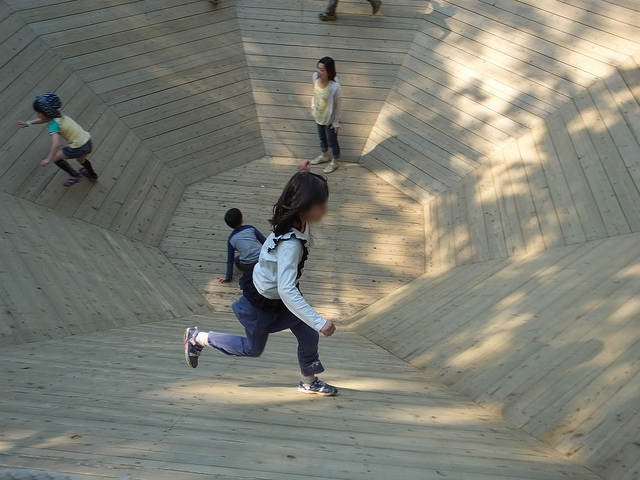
left=184, top=326, right=204, bottom=368
left=80, top=167, right=98, bottom=181
left=298, top=378, right=338, bottom=396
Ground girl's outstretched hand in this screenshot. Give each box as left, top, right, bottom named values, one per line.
left=320, top=320, right=336, bottom=337
left=16, top=120, right=29, bottom=128
left=297, top=159, right=311, bottom=172
left=40, top=158, right=51, bottom=167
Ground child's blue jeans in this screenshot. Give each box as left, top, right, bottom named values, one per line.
left=207, top=295, right=324, bottom=376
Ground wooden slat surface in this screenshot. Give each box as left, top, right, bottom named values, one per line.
left=0, top=192, right=209, bottom=346
left=161, top=156, right=425, bottom=321
left=349, top=234, right=640, bottom=480
left=0, top=315, right=602, bottom=480
left=0, top=4, right=188, bottom=245
left=235, top=0, right=429, bottom=161
left=421, top=56, right=640, bottom=271
left=361, top=0, right=640, bottom=203
left=4, top=0, right=265, bottom=183
left=2, top=2, right=640, bottom=480
left=5, top=0, right=640, bottom=209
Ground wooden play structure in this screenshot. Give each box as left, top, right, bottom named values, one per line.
left=1, top=0, right=639, bottom=479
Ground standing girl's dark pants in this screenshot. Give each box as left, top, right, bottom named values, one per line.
left=325, top=0, right=376, bottom=14
left=316, top=123, right=340, bottom=159
left=207, top=295, right=324, bottom=377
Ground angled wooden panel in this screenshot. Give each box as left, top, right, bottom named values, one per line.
left=420, top=57, right=640, bottom=270
left=8, top=0, right=265, bottom=184
left=0, top=4, right=188, bottom=244
left=0, top=193, right=209, bottom=346
left=362, top=0, right=640, bottom=203
left=235, top=0, right=428, bottom=161
left=350, top=234, right=640, bottom=480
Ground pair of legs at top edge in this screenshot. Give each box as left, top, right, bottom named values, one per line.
left=184, top=295, right=338, bottom=396
left=320, top=0, right=382, bottom=21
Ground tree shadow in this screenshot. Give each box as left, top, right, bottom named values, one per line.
left=351, top=2, right=640, bottom=478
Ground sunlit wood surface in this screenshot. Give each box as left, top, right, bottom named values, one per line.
left=350, top=233, right=640, bottom=480
left=361, top=0, right=640, bottom=203
left=423, top=53, right=640, bottom=271
left=1, top=1, right=640, bottom=479
left=0, top=315, right=602, bottom=480
left=161, top=157, right=425, bottom=321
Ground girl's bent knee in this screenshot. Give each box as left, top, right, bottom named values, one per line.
left=245, top=347, right=264, bottom=358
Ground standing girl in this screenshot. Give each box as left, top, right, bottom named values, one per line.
left=16, top=92, right=98, bottom=187
left=184, top=171, right=339, bottom=396
left=310, top=57, right=343, bottom=174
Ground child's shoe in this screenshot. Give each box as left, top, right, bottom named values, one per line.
left=371, top=0, right=382, bottom=14
left=319, top=11, right=337, bottom=21
left=184, top=326, right=204, bottom=368
left=80, top=167, right=99, bottom=182
left=323, top=161, right=339, bottom=174
left=311, top=153, right=331, bottom=165
left=63, top=175, right=83, bottom=187
left=298, top=378, right=338, bottom=396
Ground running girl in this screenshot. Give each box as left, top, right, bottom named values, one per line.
left=184, top=171, right=338, bottom=396
left=310, top=57, right=343, bottom=174
left=16, top=92, right=98, bottom=187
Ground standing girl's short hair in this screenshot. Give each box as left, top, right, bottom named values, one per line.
left=271, top=172, right=329, bottom=236
left=318, top=56, right=337, bottom=81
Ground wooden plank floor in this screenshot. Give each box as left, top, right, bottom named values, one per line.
left=1, top=2, right=640, bottom=479
left=0, top=1, right=187, bottom=245
left=0, top=192, right=209, bottom=347
left=160, top=156, right=425, bottom=321
left=349, top=233, right=640, bottom=480
left=235, top=0, right=429, bottom=161
left=4, top=0, right=265, bottom=184
left=420, top=53, right=640, bottom=271
left=5, top=0, right=640, bottom=205
left=0, top=315, right=602, bottom=480
left=361, top=0, right=640, bottom=203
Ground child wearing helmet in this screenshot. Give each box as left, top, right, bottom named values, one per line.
left=16, top=92, right=98, bottom=187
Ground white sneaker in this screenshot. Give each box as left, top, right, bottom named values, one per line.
left=323, top=161, right=339, bottom=174
left=311, top=154, right=330, bottom=165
